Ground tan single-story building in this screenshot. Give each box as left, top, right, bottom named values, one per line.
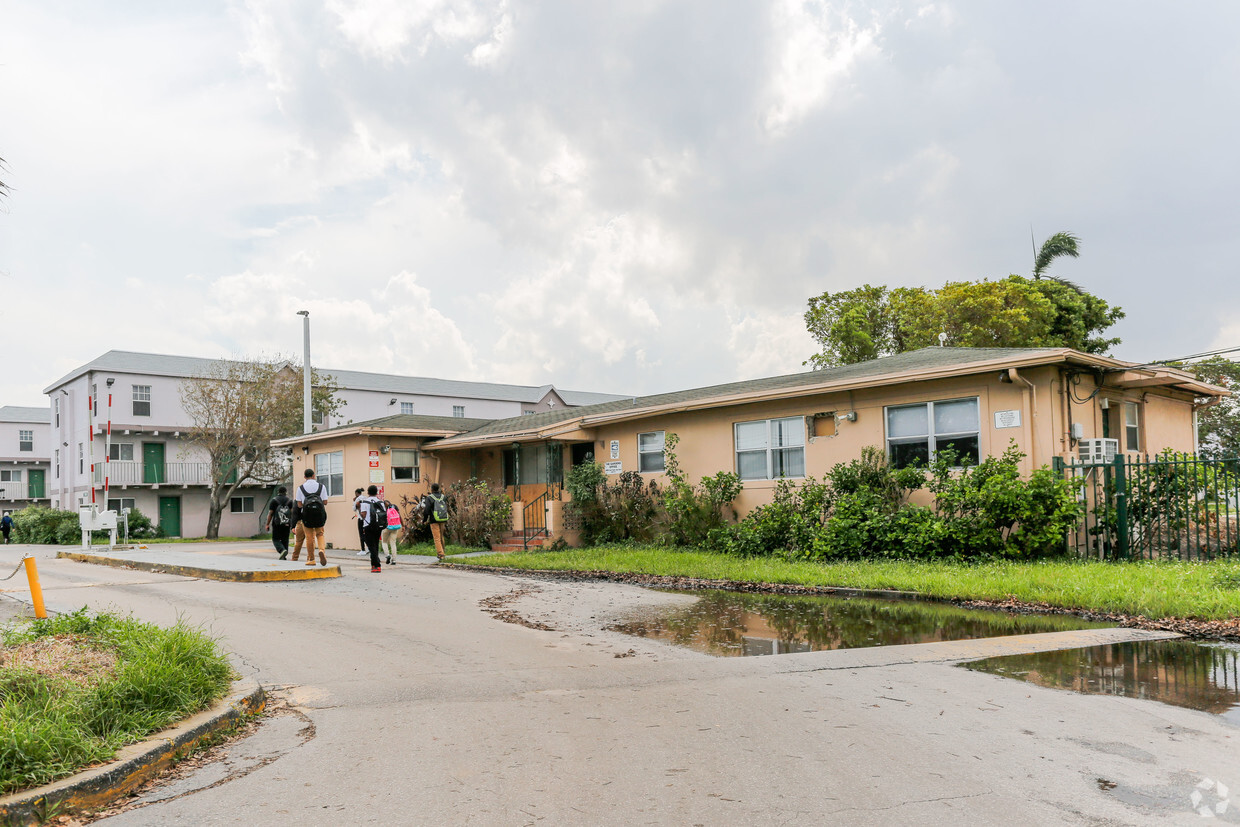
left=274, top=346, right=1229, bottom=548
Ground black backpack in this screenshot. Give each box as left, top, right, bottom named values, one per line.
left=299, top=483, right=328, bottom=528
left=273, top=497, right=292, bottom=528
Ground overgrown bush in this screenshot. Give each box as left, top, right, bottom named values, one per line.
left=10, top=505, right=164, bottom=544
left=445, top=478, right=512, bottom=549
left=567, top=463, right=664, bottom=545
left=661, top=434, right=743, bottom=546
left=122, top=507, right=164, bottom=540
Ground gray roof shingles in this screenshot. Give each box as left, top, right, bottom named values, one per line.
left=0, top=406, right=51, bottom=424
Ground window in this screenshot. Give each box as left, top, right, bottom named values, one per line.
left=885, top=398, right=980, bottom=468
left=107, top=497, right=135, bottom=513
left=391, top=449, right=420, bottom=482
left=638, top=431, right=666, bottom=473
left=230, top=496, right=255, bottom=513
left=314, top=451, right=344, bottom=498
left=312, top=409, right=325, bottom=425
left=0, top=470, right=21, bottom=482
left=18, top=430, right=32, bottom=452
left=1124, top=402, right=1140, bottom=452
left=109, top=443, right=134, bottom=461
left=55, top=449, right=59, bottom=479
left=524, top=409, right=536, bottom=415
left=400, top=402, right=415, bottom=415
left=735, top=417, right=805, bottom=480
left=132, top=385, right=151, bottom=417
left=53, top=397, right=59, bottom=428
left=92, top=384, right=98, bottom=416
left=78, top=443, right=84, bottom=474
left=453, top=405, right=465, bottom=418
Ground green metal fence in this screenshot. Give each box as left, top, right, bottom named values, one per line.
left=1057, top=453, right=1240, bottom=561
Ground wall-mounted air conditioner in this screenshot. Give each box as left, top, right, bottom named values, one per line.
left=1077, top=438, right=1118, bottom=465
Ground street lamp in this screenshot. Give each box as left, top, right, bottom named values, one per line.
left=297, top=310, right=311, bottom=434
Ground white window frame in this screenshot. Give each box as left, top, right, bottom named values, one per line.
left=452, top=405, right=465, bottom=418
left=313, top=451, right=344, bottom=498
left=734, top=417, right=806, bottom=481
left=107, top=497, right=136, bottom=513
left=18, top=430, right=32, bottom=452
left=55, top=449, right=59, bottom=479
left=0, top=470, right=21, bottom=482
left=391, top=449, right=420, bottom=482
left=109, top=443, right=135, bottom=461
left=53, top=397, right=59, bottom=428
left=132, top=385, right=151, bottom=417
left=1124, top=402, right=1140, bottom=452
left=638, top=431, right=666, bottom=473
left=312, top=409, right=326, bottom=425
left=885, top=397, right=981, bottom=468
left=230, top=496, right=255, bottom=513
left=400, top=402, right=415, bottom=415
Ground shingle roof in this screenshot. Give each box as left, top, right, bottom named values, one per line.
left=0, top=406, right=50, bottom=424
left=433, top=346, right=1072, bottom=445
left=313, top=413, right=495, bottom=435
left=42, top=350, right=629, bottom=404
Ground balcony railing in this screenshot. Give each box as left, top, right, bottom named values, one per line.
left=93, top=461, right=216, bottom=486
left=0, top=482, right=29, bottom=500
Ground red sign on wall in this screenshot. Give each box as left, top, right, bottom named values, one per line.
left=369, top=451, right=380, bottom=468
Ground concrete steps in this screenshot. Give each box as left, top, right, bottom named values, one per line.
left=489, top=532, right=547, bottom=553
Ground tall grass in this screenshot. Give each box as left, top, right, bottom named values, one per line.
left=455, top=547, right=1240, bottom=621
left=0, top=610, right=234, bottom=795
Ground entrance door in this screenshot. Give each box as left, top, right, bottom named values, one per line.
left=143, top=443, right=165, bottom=484
left=158, top=496, right=181, bottom=537
left=27, top=469, right=45, bottom=499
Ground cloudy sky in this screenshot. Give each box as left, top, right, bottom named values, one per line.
left=3, top=1, right=1238, bottom=406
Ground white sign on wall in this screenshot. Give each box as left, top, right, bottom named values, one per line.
left=370, top=470, right=384, bottom=483
left=610, top=440, right=620, bottom=460
left=993, top=410, right=1022, bottom=429
left=604, top=461, right=623, bottom=475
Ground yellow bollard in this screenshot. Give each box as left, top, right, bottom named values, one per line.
left=23, top=556, right=47, bottom=619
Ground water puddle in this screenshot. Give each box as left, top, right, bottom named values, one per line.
left=963, top=639, right=1240, bottom=724
left=608, top=589, right=1108, bottom=657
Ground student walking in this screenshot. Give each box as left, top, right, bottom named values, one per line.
left=295, top=468, right=329, bottom=567
left=264, top=487, right=294, bottom=559
left=380, top=499, right=401, bottom=565
left=362, top=485, right=385, bottom=572
left=422, top=482, right=449, bottom=561
left=352, top=488, right=367, bottom=555
left=0, top=513, right=12, bottom=544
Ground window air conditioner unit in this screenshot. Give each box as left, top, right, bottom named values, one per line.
left=1077, top=438, right=1118, bottom=465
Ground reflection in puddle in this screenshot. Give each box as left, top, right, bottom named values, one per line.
left=608, top=589, right=1108, bottom=657
left=964, top=640, right=1240, bottom=724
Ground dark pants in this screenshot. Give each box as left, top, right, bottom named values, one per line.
left=364, top=523, right=384, bottom=568
left=1, top=528, right=9, bottom=544
left=272, top=524, right=290, bottom=553
left=357, top=517, right=366, bottom=550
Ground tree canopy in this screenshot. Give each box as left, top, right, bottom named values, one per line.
left=180, top=356, right=342, bottom=538
left=1184, top=357, right=1240, bottom=459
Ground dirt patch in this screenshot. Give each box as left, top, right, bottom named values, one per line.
left=479, top=586, right=559, bottom=631
left=461, top=565, right=1240, bottom=643
left=0, top=634, right=118, bottom=687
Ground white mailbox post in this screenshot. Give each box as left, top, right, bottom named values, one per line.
left=79, top=505, right=118, bottom=549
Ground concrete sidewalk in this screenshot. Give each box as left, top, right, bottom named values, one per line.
left=58, top=542, right=345, bottom=582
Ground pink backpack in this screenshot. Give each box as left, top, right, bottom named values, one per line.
left=386, top=504, right=402, bottom=529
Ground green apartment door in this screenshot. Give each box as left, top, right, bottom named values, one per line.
left=158, top=496, right=181, bottom=537
left=27, top=470, right=45, bottom=499
left=143, top=443, right=165, bottom=484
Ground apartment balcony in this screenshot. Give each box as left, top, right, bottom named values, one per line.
left=92, top=461, right=236, bottom=488
left=0, top=482, right=48, bottom=501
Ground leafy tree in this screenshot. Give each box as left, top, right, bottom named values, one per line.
left=180, top=356, right=341, bottom=539
left=805, top=276, right=1123, bottom=368
left=1032, top=230, right=1081, bottom=288
left=1185, top=357, right=1240, bottom=459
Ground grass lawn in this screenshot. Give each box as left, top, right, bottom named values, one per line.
left=0, top=610, right=234, bottom=795
left=397, top=542, right=482, bottom=557
left=452, top=546, right=1240, bottom=621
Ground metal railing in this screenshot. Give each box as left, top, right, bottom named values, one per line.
left=94, top=461, right=214, bottom=486
left=522, top=491, right=548, bottom=550
left=1059, top=453, right=1240, bottom=561
left=0, top=482, right=29, bottom=500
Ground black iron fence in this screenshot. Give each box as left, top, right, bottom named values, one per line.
left=1057, top=453, right=1240, bottom=561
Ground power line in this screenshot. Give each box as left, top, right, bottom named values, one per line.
left=1130, top=345, right=1240, bottom=370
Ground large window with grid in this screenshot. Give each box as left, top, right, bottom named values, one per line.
left=313, top=451, right=344, bottom=498
left=132, top=385, right=151, bottom=417
left=452, top=405, right=465, bottom=418
left=400, top=402, right=414, bottom=415
left=885, top=398, right=980, bottom=468
left=734, top=417, right=805, bottom=480
left=638, top=431, right=666, bottom=473
left=391, top=449, right=420, bottom=482
left=18, top=430, right=32, bottom=452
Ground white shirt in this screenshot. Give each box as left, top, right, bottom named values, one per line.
left=295, top=479, right=326, bottom=503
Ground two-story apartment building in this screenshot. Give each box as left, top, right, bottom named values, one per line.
left=42, top=351, right=626, bottom=537
left=0, top=406, right=51, bottom=514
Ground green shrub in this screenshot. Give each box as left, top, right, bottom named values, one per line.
left=661, top=434, right=743, bottom=546
left=445, top=478, right=512, bottom=549
left=11, top=505, right=164, bottom=544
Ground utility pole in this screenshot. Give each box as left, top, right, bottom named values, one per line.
left=297, top=310, right=311, bottom=434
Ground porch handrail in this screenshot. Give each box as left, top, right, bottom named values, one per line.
left=523, top=492, right=549, bottom=550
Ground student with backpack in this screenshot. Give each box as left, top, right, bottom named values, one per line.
left=294, top=468, right=329, bottom=567
left=0, top=513, right=12, bottom=544
left=380, top=499, right=402, bottom=565
left=362, top=485, right=386, bottom=572
left=421, top=482, right=449, bottom=561
left=264, top=486, right=294, bottom=559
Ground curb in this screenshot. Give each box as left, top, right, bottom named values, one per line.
left=57, top=552, right=341, bottom=582
left=0, top=678, right=266, bottom=825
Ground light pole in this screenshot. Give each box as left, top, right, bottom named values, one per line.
left=297, top=310, right=311, bottom=435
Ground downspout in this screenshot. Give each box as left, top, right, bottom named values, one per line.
left=1008, top=368, right=1038, bottom=468
left=1058, top=368, right=1071, bottom=455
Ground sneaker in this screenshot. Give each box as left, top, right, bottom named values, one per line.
left=385, top=556, right=393, bottom=565
left=356, top=550, right=368, bottom=556
left=278, top=550, right=288, bottom=560
left=371, top=566, right=382, bottom=573
left=318, top=551, right=328, bottom=566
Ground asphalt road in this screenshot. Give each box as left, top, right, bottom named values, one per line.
left=3, top=543, right=1238, bottom=825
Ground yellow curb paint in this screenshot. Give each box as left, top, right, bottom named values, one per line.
left=56, top=552, right=342, bottom=582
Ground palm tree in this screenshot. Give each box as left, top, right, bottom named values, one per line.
left=1032, top=231, right=1081, bottom=290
